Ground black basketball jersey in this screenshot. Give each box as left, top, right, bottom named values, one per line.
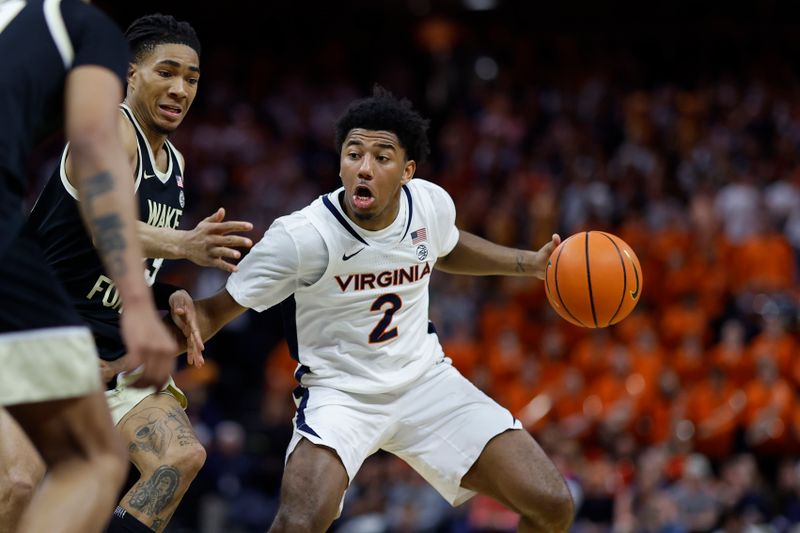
left=27, top=104, right=185, bottom=359
left=0, top=0, right=127, bottom=255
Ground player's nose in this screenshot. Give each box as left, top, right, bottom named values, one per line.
left=357, top=153, right=374, bottom=178
left=169, top=78, right=188, bottom=98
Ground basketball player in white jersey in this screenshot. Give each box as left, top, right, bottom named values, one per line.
left=170, top=87, right=575, bottom=532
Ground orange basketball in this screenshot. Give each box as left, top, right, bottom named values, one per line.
left=544, top=231, right=643, bottom=328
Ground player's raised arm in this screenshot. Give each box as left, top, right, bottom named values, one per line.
left=65, top=65, right=176, bottom=387
left=137, top=207, right=253, bottom=272
left=435, top=230, right=561, bottom=279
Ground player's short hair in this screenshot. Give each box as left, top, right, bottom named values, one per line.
left=335, top=86, right=431, bottom=163
left=125, top=14, right=201, bottom=65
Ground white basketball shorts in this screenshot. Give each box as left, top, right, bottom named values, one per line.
left=286, top=360, right=522, bottom=506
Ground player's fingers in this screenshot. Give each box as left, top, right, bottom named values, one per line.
left=216, top=235, right=253, bottom=248
left=203, top=207, right=225, bottom=223
left=208, top=246, right=242, bottom=260
left=209, top=257, right=238, bottom=273
left=208, top=221, right=254, bottom=235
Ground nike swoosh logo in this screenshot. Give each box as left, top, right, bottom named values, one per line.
left=342, top=248, right=365, bottom=261
left=143, top=172, right=156, bottom=180
left=623, top=249, right=640, bottom=299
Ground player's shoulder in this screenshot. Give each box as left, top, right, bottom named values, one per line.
left=406, top=178, right=453, bottom=209
left=273, top=208, right=318, bottom=235
left=407, top=178, right=450, bottom=200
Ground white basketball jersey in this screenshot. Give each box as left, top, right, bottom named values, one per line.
left=287, top=179, right=459, bottom=394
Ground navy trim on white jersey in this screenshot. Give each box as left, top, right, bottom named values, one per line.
left=401, top=184, right=413, bottom=242
left=322, top=193, right=369, bottom=246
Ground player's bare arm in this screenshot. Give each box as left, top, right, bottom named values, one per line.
left=435, top=230, right=561, bottom=279
left=66, top=65, right=176, bottom=388
left=137, top=207, right=253, bottom=273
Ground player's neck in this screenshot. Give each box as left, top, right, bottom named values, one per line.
left=139, top=123, right=168, bottom=159
left=127, top=102, right=169, bottom=159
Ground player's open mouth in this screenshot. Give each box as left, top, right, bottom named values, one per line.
left=159, top=104, right=182, bottom=118
left=353, top=185, right=374, bottom=209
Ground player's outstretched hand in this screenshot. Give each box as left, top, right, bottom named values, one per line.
left=168, top=289, right=205, bottom=367
left=120, top=302, right=177, bottom=388
left=533, top=233, right=561, bottom=280
left=185, top=207, right=253, bottom=273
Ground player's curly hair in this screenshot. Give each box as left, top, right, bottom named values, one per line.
left=125, top=14, right=201, bottom=64
left=335, top=86, right=431, bottom=163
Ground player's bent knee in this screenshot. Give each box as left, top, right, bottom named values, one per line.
left=518, top=478, right=574, bottom=531
left=171, top=442, right=206, bottom=478
left=2, top=468, right=42, bottom=508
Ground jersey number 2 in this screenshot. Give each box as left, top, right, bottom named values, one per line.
left=369, top=294, right=402, bottom=343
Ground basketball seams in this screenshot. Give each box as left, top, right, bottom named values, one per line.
left=599, top=231, right=627, bottom=326
left=554, top=237, right=586, bottom=327
left=584, top=232, right=599, bottom=327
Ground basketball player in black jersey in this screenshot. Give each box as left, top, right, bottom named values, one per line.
left=2, top=13, right=251, bottom=533
left=0, top=2, right=177, bottom=533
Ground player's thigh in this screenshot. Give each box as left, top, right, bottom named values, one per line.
left=0, top=407, right=44, bottom=487
left=7, top=390, right=124, bottom=467
left=460, top=429, right=570, bottom=513
left=281, top=437, right=348, bottom=512
left=117, top=392, right=201, bottom=470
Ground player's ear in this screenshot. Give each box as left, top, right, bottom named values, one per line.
left=127, top=64, right=137, bottom=87
left=401, top=159, right=415, bottom=185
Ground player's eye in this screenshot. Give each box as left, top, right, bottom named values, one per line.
left=157, top=70, right=171, bottom=78
left=377, top=155, right=390, bottom=162
left=347, top=152, right=360, bottom=160
left=187, top=78, right=199, bottom=85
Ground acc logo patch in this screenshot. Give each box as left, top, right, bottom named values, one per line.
left=178, top=190, right=185, bottom=208
left=416, top=244, right=428, bottom=261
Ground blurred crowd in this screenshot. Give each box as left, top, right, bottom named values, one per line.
left=40, top=5, right=800, bottom=532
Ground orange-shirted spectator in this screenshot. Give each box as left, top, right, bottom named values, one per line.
left=586, top=345, right=645, bottom=435
left=479, top=293, right=525, bottom=345
left=538, top=328, right=569, bottom=388
left=662, top=248, right=698, bottom=304
left=710, top=319, right=753, bottom=387
left=501, top=359, right=545, bottom=426
left=650, top=213, right=691, bottom=266
left=613, top=308, right=656, bottom=345
left=685, top=367, right=745, bottom=460
left=672, top=333, right=708, bottom=386
left=743, top=358, right=794, bottom=452
left=733, top=220, right=795, bottom=292
left=485, top=328, right=526, bottom=387
left=442, top=325, right=481, bottom=380
left=636, top=369, right=686, bottom=445
left=629, top=326, right=666, bottom=400
left=659, top=294, right=709, bottom=348
left=690, top=237, right=732, bottom=316
left=572, top=329, right=615, bottom=382
left=545, top=368, right=591, bottom=440
left=748, top=314, right=797, bottom=377
left=264, top=340, right=301, bottom=395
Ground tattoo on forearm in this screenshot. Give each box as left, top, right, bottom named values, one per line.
left=515, top=254, right=526, bottom=273
left=82, top=171, right=128, bottom=278
left=128, top=465, right=180, bottom=522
